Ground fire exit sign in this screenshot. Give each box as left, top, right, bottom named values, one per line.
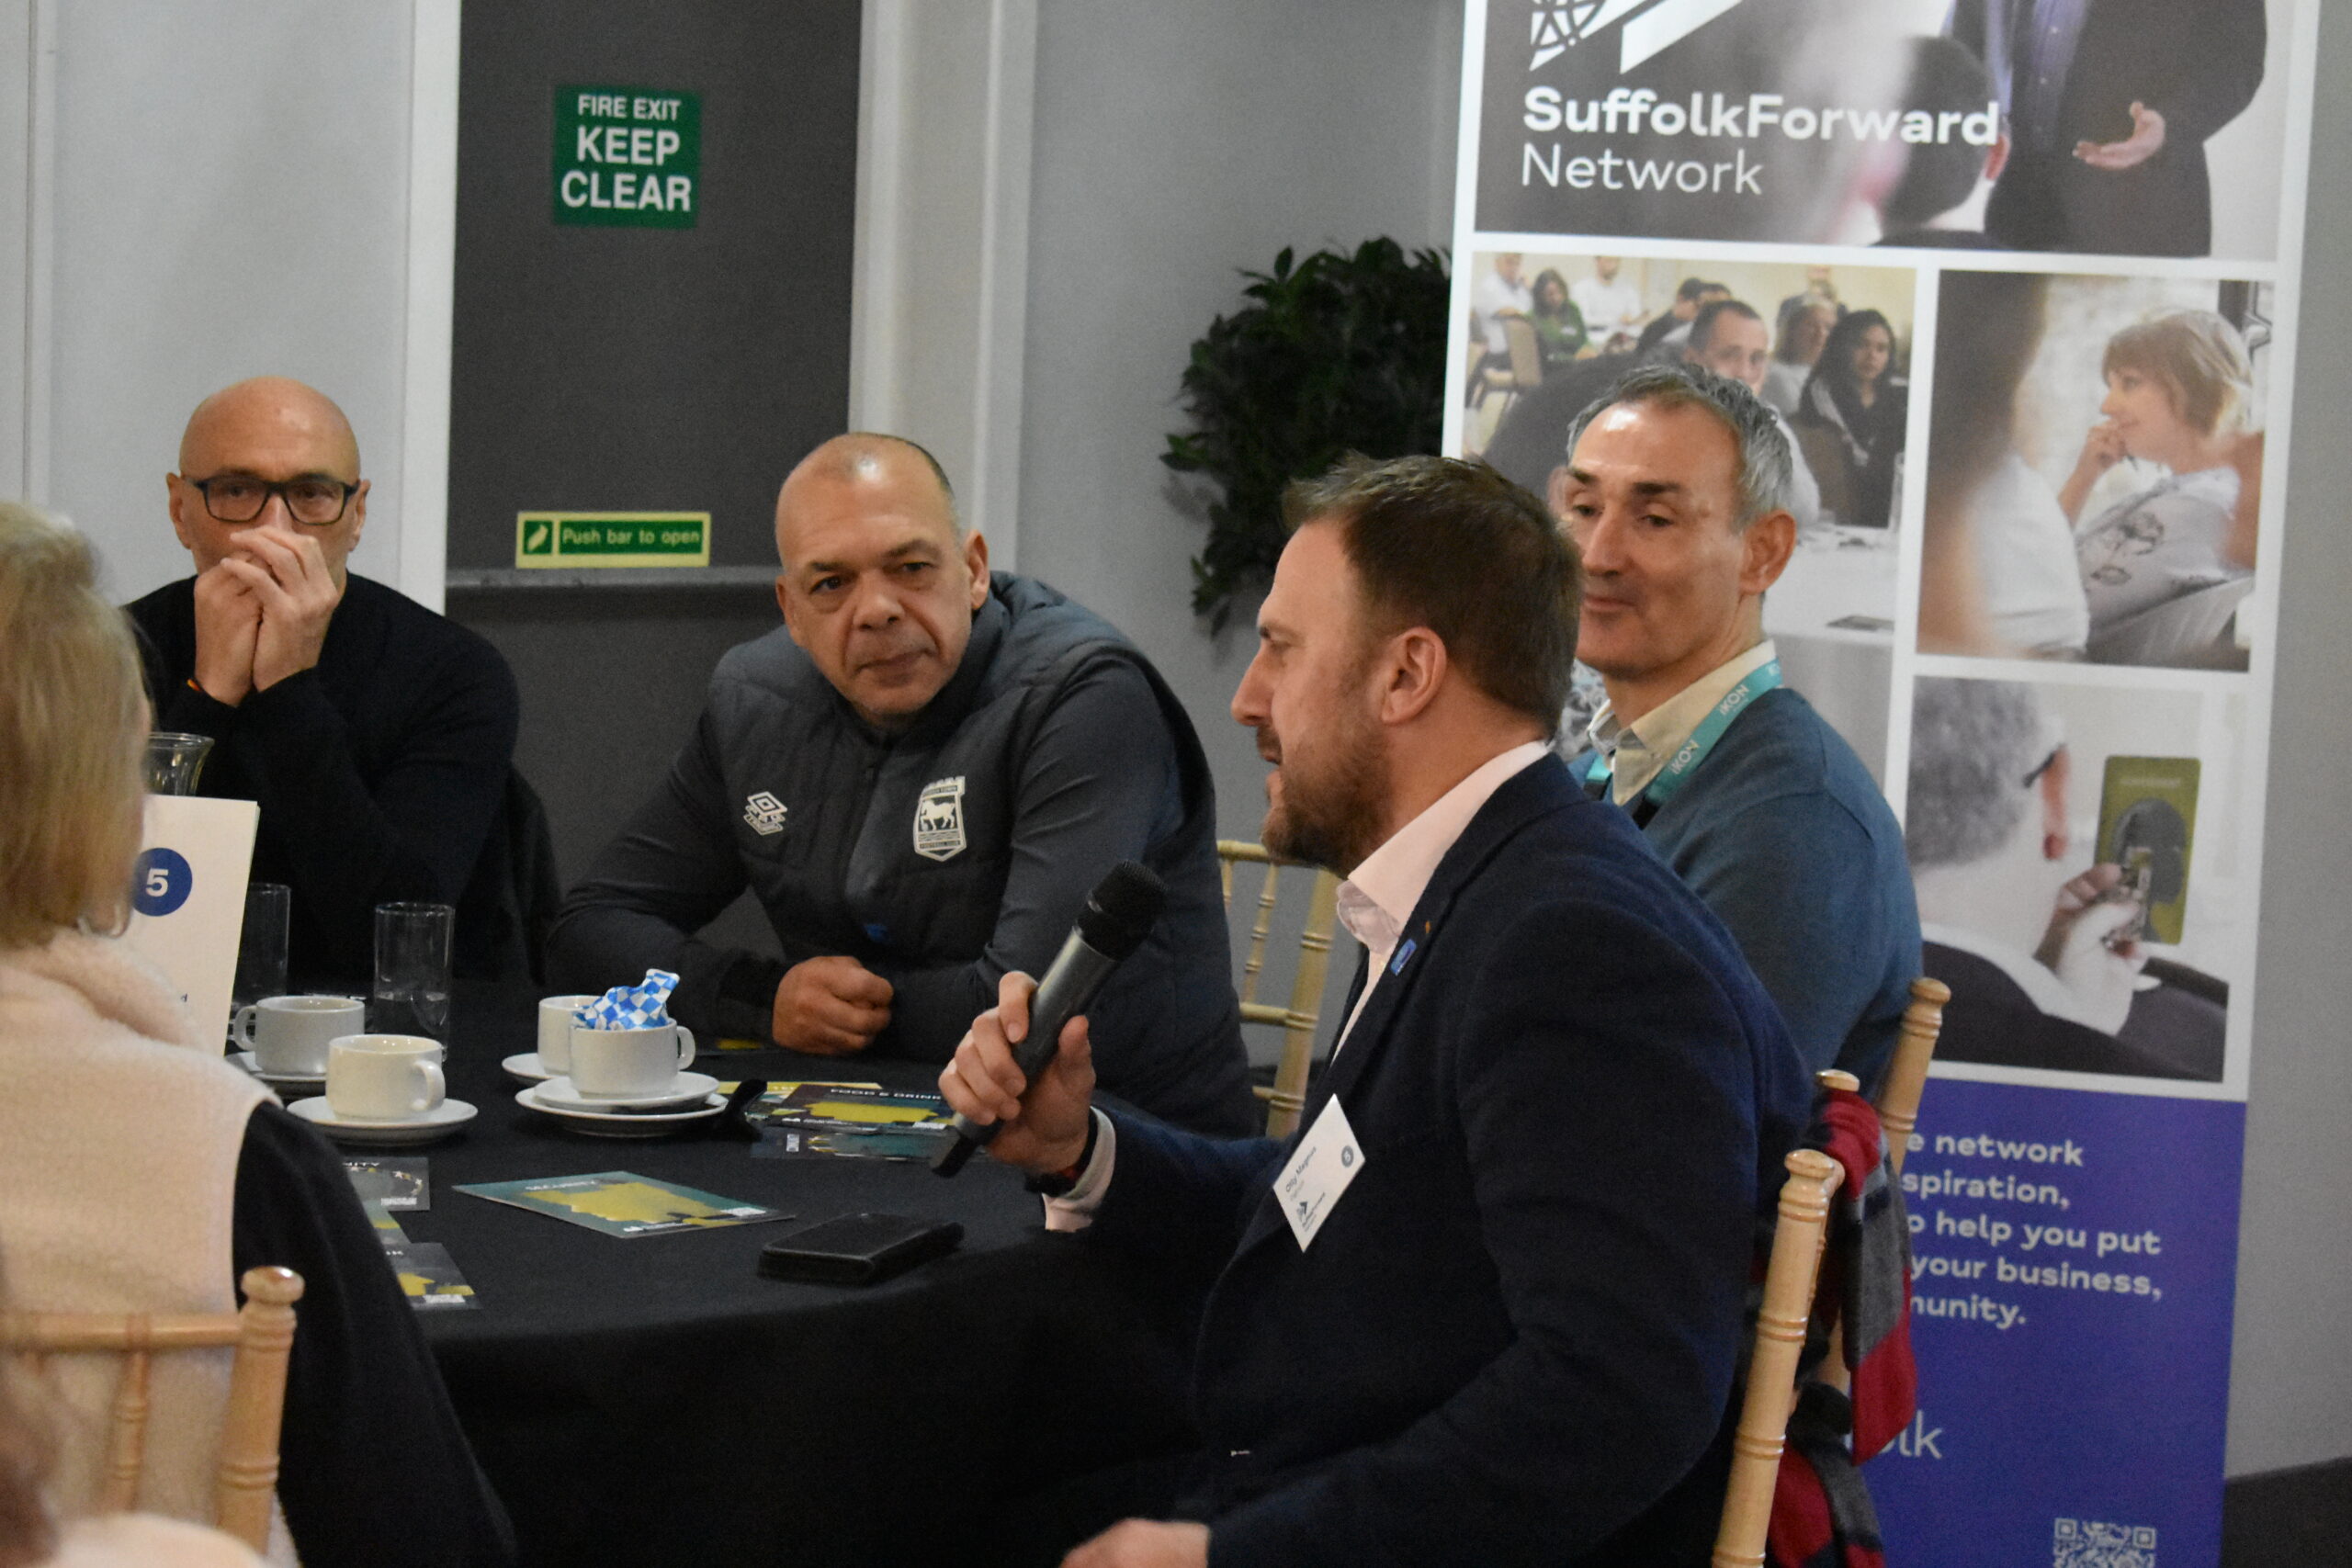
left=554, top=85, right=700, bottom=228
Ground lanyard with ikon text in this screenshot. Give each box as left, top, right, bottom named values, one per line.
left=1585, top=659, right=1782, bottom=817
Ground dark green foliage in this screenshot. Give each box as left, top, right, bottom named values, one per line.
left=1162, top=239, right=1451, bottom=626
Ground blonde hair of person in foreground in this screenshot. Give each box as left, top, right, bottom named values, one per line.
left=0, top=504, right=147, bottom=951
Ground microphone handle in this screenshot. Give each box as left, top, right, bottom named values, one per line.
left=931, top=928, right=1118, bottom=1176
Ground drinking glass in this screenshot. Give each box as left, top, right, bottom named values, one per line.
left=143, top=732, right=215, bottom=795
left=373, top=902, right=454, bottom=1042
left=232, top=883, right=292, bottom=1022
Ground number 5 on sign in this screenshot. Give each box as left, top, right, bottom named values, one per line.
left=121, top=795, right=257, bottom=1048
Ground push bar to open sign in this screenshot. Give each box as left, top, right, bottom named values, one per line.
left=514, top=512, right=711, bottom=569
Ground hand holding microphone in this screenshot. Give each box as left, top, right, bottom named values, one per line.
left=933, top=861, right=1166, bottom=1177
left=935, top=970, right=1099, bottom=1176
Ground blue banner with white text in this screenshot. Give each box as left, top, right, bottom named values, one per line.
left=1877, top=1079, right=2245, bottom=1567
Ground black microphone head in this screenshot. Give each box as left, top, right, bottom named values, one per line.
left=1076, top=861, right=1166, bottom=960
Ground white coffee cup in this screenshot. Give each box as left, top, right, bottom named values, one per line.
left=233, top=995, right=365, bottom=1077
left=536, top=995, right=600, bottom=1074
left=569, top=1022, right=696, bottom=1100
left=325, top=1034, right=447, bottom=1122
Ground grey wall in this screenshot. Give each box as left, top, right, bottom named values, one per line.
left=450, top=581, right=779, bottom=953
left=2223, top=0, right=2352, bottom=1478
left=444, top=1, right=860, bottom=572
left=1016, top=0, right=1462, bottom=860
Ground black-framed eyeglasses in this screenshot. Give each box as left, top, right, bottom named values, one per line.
left=183, top=473, right=362, bottom=526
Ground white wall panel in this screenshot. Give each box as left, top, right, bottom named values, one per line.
left=44, top=0, right=416, bottom=600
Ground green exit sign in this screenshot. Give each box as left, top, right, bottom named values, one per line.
left=516, top=513, right=712, bottom=569
left=554, top=85, right=700, bottom=228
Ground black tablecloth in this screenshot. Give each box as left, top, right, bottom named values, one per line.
left=385, top=986, right=1195, bottom=1568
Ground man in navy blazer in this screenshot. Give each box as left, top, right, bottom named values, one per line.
left=942, top=455, right=1810, bottom=1567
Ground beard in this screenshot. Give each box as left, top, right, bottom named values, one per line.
left=1260, top=705, right=1388, bottom=876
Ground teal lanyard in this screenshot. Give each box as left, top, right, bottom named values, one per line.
left=1585, top=660, right=1781, bottom=814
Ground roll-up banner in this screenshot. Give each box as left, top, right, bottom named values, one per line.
left=1444, top=2, right=2317, bottom=1562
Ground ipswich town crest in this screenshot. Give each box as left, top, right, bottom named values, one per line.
left=913, top=775, right=968, bottom=862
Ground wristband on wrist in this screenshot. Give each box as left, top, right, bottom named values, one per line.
left=1025, top=1111, right=1102, bottom=1199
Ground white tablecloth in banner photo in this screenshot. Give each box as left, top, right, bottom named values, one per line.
left=1761, top=529, right=1899, bottom=787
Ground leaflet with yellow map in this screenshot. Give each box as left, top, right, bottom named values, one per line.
left=361, top=1196, right=480, bottom=1307
left=384, top=1242, right=479, bottom=1309
left=454, top=1171, right=791, bottom=1237
left=742, top=1083, right=953, bottom=1163
left=747, top=1083, right=949, bottom=1131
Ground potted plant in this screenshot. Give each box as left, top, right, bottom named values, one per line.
left=1163, top=239, right=1451, bottom=627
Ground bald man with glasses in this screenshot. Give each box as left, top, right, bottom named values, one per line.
left=128, top=377, right=525, bottom=987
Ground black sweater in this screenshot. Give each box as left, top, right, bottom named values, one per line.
left=128, top=574, right=523, bottom=987
left=232, top=1105, right=515, bottom=1566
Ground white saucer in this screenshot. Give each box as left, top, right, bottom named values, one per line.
left=514, top=1085, right=725, bottom=1137
left=288, top=1097, right=478, bottom=1145
left=502, top=1053, right=558, bottom=1084
left=531, top=1071, right=720, bottom=1112
left=232, top=1051, right=326, bottom=1090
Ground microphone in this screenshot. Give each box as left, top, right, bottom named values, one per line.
left=931, top=861, right=1167, bottom=1178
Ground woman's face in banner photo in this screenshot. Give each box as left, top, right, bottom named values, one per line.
left=2098, top=367, right=2197, bottom=468
left=1535, top=274, right=1568, bottom=314
left=1849, top=323, right=1894, bottom=389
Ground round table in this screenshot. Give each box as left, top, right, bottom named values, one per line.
left=381, top=986, right=1194, bottom=1568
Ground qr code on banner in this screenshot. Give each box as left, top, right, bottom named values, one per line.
left=2054, top=1517, right=2157, bottom=1567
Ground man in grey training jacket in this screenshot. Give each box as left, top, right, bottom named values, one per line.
left=548, top=434, right=1255, bottom=1135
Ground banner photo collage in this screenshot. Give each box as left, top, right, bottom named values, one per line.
left=1443, top=1, right=2317, bottom=1562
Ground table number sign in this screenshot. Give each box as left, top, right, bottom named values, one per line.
left=121, top=795, right=258, bottom=1048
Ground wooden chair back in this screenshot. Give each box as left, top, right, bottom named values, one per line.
left=1216, top=840, right=1342, bottom=1139
left=1713, top=1150, right=1844, bottom=1568
left=0, top=1267, right=303, bottom=1550
left=1811, top=976, right=1949, bottom=1400
left=1880, top=976, right=1949, bottom=1179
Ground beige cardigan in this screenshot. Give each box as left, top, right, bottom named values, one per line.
left=0, top=931, right=291, bottom=1563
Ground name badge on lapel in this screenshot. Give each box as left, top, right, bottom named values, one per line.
left=1273, top=1096, right=1366, bottom=1251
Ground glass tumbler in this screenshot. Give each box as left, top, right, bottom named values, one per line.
left=372, top=902, right=455, bottom=1042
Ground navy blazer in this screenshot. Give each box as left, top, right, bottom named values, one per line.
left=1085, top=755, right=1809, bottom=1567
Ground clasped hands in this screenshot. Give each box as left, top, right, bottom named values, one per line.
left=190, top=523, right=345, bottom=705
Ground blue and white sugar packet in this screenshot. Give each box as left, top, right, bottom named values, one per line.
left=575, top=968, right=681, bottom=1032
